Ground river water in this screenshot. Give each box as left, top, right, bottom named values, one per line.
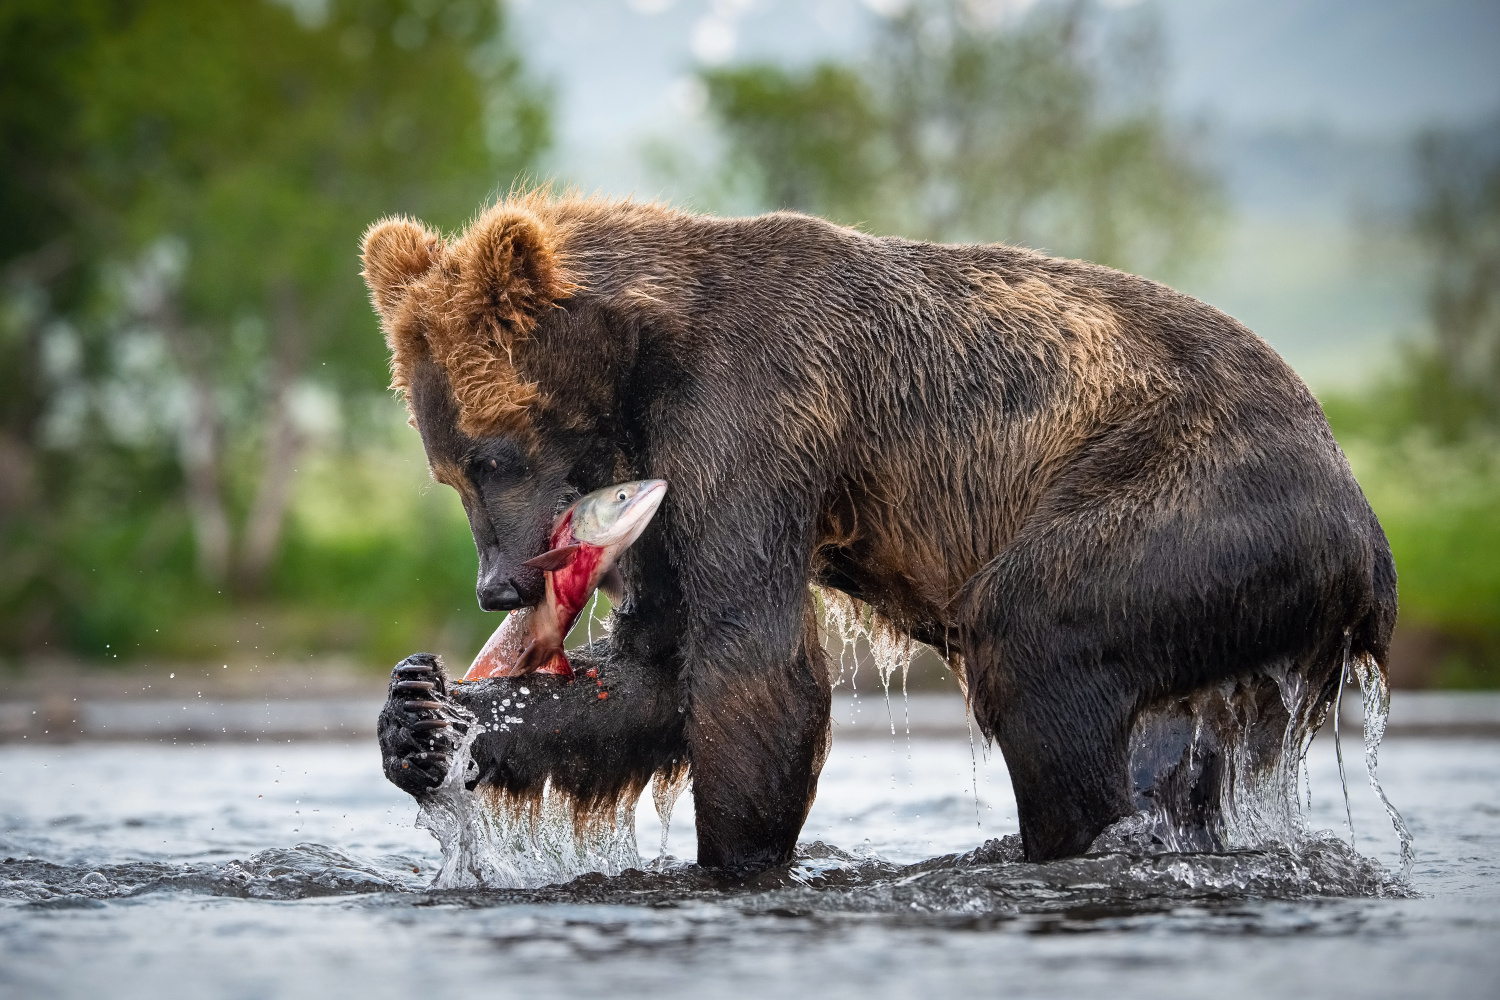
left=1, top=723, right=1497, bottom=999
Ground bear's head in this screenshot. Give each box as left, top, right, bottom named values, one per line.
left=360, top=202, right=581, bottom=612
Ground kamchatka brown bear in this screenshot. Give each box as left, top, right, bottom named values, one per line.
left=364, top=192, right=1396, bottom=869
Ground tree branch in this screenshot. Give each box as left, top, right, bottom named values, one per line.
left=235, top=279, right=308, bottom=593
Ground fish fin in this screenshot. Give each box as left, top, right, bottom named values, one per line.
left=523, top=544, right=582, bottom=572
left=535, top=652, right=573, bottom=677
left=597, top=567, right=624, bottom=606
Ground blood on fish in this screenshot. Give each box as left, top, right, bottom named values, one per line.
left=463, top=480, right=666, bottom=683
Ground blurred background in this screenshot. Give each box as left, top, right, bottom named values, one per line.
left=2, top=0, right=1497, bottom=707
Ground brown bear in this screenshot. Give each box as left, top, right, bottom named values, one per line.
left=364, top=191, right=1395, bottom=869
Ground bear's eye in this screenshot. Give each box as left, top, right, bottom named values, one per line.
left=469, top=440, right=528, bottom=486
left=470, top=453, right=524, bottom=483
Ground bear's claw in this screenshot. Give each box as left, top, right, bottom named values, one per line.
left=378, top=653, right=473, bottom=797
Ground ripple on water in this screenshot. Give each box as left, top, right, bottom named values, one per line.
left=0, top=843, right=428, bottom=904
left=0, top=829, right=1410, bottom=926
left=1, top=739, right=1497, bottom=999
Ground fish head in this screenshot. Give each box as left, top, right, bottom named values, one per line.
left=569, top=479, right=667, bottom=553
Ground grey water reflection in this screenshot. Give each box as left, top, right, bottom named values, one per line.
left=1, top=734, right=1497, bottom=999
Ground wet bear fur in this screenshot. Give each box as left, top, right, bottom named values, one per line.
left=362, top=192, right=1396, bottom=868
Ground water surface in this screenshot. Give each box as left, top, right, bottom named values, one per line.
left=1, top=730, right=1497, bottom=998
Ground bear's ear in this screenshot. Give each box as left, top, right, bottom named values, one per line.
left=360, top=217, right=442, bottom=317
left=448, top=206, right=575, bottom=344
left=436, top=206, right=578, bottom=436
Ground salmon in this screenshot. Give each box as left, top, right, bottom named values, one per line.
left=463, top=480, right=667, bottom=681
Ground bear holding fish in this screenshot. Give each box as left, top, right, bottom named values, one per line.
left=368, top=191, right=1396, bottom=869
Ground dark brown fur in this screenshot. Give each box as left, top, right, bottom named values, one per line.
left=365, top=193, right=1395, bottom=867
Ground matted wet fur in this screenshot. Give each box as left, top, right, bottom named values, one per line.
left=365, top=190, right=1396, bottom=868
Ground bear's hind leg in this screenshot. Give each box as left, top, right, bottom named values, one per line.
left=960, top=549, right=1353, bottom=862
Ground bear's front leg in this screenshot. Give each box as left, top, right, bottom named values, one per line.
left=376, top=642, right=686, bottom=808
left=457, top=638, right=686, bottom=807
left=685, top=598, right=832, bottom=871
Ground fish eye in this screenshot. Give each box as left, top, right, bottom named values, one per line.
left=615, top=490, right=628, bottom=502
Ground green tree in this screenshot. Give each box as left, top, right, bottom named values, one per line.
left=697, top=0, right=1218, bottom=277
left=0, top=0, right=101, bottom=529
left=1404, top=122, right=1500, bottom=436
left=1319, top=120, right=1500, bottom=688
left=78, top=0, right=547, bottom=590
left=701, top=63, right=883, bottom=226
left=0, top=0, right=549, bottom=656
left=0, top=0, right=121, bottom=652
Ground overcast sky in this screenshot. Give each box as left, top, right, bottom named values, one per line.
left=508, top=0, right=1500, bottom=190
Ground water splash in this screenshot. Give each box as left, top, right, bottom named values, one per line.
left=415, top=729, right=641, bottom=889
left=1097, top=655, right=1414, bottom=893
left=885, top=833, right=1408, bottom=904
left=1113, top=670, right=1313, bottom=852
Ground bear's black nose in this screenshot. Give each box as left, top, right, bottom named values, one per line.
left=477, top=579, right=523, bottom=612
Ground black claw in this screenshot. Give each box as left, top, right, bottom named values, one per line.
left=394, top=663, right=437, bottom=676
left=393, top=680, right=437, bottom=694
left=411, top=719, right=450, bottom=732
left=404, top=700, right=445, bottom=711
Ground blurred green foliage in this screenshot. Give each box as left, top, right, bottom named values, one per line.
left=1407, top=124, right=1500, bottom=436
left=1321, top=117, right=1500, bottom=686
left=702, top=63, right=883, bottom=226
left=0, top=0, right=547, bottom=667
left=0, top=0, right=1494, bottom=688
left=693, top=0, right=1220, bottom=277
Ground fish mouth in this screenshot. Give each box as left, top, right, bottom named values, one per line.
left=590, top=478, right=667, bottom=548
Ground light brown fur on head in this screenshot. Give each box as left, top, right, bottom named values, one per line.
left=360, top=216, right=442, bottom=317
left=360, top=200, right=578, bottom=438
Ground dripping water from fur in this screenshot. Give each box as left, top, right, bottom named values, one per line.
left=1352, top=651, right=1416, bottom=873
left=1334, top=634, right=1357, bottom=847
left=650, top=764, right=691, bottom=865
left=965, top=710, right=983, bottom=831
left=819, top=589, right=920, bottom=737
left=821, top=590, right=921, bottom=802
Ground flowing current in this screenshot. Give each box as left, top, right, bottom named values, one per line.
left=2, top=716, right=1497, bottom=999
left=0, top=594, right=1480, bottom=999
